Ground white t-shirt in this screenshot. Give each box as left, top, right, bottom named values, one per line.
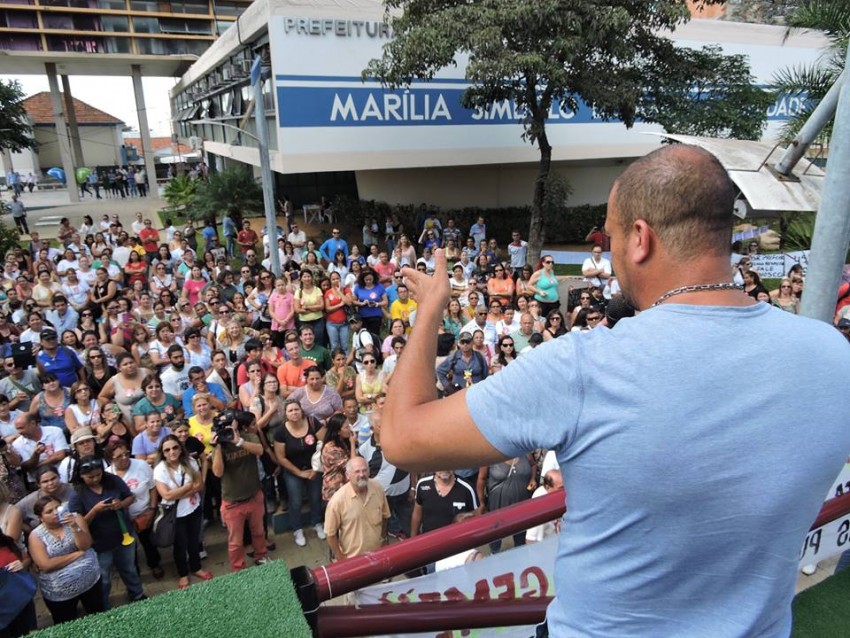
left=108, top=459, right=154, bottom=517
left=61, top=280, right=91, bottom=307
left=581, top=256, right=612, bottom=288
left=161, top=365, right=191, bottom=397
left=526, top=485, right=559, bottom=542
left=153, top=458, right=201, bottom=518
left=12, top=426, right=70, bottom=480
left=287, top=230, right=307, bottom=260
left=113, top=246, right=131, bottom=268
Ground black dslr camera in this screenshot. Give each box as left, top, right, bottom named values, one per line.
left=212, top=409, right=254, bottom=444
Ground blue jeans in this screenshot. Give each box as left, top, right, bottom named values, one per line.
left=326, top=320, right=350, bottom=354
left=283, top=470, right=323, bottom=529
left=97, top=539, right=144, bottom=608
left=225, top=235, right=236, bottom=259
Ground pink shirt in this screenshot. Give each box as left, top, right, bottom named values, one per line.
left=269, top=290, right=295, bottom=331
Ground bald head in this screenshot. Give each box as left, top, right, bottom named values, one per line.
left=612, top=145, right=735, bottom=260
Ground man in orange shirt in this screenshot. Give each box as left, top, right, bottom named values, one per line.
left=277, top=340, right=313, bottom=397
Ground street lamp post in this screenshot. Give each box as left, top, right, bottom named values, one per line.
left=251, top=57, right=281, bottom=277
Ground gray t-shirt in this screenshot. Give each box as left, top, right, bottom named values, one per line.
left=0, top=370, right=41, bottom=411
left=467, top=302, right=850, bottom=637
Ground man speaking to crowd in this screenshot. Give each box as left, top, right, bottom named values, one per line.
left=383, top=144, right=850, bottom=637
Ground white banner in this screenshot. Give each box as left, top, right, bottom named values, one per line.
left=799, top=460, right=850, bottom=567
left=353, top=536, right=558, bottom=638
left=735, top=250, right=810, bottom=279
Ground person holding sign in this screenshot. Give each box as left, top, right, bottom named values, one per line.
left=383, top=145, right=850, bottom=637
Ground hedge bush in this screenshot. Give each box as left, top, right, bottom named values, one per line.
left=33, top=560, right=310, bottom=638
left=333, top=196, right=607, bottom=245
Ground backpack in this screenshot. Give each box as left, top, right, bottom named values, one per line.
left=354, top=328, right=383, bottom=366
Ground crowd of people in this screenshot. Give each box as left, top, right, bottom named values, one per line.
left=0, top=192, right=843, bottom=635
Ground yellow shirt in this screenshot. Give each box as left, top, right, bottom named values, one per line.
left=188, top=416, right=214, bottom=454
left=390, top=298, right=418, bottom=332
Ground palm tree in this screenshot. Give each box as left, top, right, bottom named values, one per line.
left=185, top=166, right=264, bottom=228
left=770, top=0, right=850, bottom=144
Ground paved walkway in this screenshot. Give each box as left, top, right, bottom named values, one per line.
left=0, top=187, right=167, bottom=241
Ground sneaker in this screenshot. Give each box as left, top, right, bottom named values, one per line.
left=294, top=529, right=306, bottom=547
left=801, top=563, right=818, bottom=576
left=255, top=556, right=272, bottom=566
left=314, top=523, right=326, bottom=540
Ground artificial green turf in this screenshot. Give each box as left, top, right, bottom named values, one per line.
left=791, top=567, right=850, bottom=638
left=33, top=560, right=310, bottom=638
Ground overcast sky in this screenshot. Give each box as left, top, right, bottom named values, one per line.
left=1, top=74, right=177, bottom=137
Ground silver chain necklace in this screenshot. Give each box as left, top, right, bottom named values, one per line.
left=650, top=282, right=744, bottom=308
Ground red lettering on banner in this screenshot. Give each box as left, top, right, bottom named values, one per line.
left=419, top=591, right=442, bottom=603
left=473, top=578, right=491, bottom=601
left=492, top=572, right=516, bottom=599
left=520, top=566, right=549, bottom=598
left=443, top=586, right=470, bottom=602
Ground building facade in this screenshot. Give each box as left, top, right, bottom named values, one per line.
left=0, top=0, right=252, bottom=57
left=171, top=0, right=829, bottom=210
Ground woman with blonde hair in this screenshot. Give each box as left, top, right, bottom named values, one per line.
left=771, top=277, right=799, bottom=314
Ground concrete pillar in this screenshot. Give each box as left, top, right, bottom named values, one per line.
left=45, top=63, right=79, bottom=203
left=131, top=65, right=160, bottom=199
left=60, top=75, right=85, bottom=168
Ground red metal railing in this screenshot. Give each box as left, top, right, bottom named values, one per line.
left=296, top=488, right=850, bottom=637
left=317, top=598, right=552, bottom=637
left=312, top=490, right=565, bottom=602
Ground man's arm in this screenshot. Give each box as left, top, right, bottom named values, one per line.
left=409, top=502, right=423, bottom=538
left=383, top=249, right=506, bottom=474
left=327, top=534, right=345, bottom=562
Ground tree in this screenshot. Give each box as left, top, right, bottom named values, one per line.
left=770, top=0, right=850, bottom=144
left=643, top=45, right=772, bottom=140
left=0, top=80, right=34, bottom=152
left=185, top=166, right=263, bottom=227
left=364, top=0, right=763, bottom=262
left=163, top=174, right=198, bottom=211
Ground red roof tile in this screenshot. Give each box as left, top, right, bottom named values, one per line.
left=23, top=92, right=124, bottom=126
left=123, top=137, right=193, bottom=155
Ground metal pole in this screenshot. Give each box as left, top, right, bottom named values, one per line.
left=799, top=48, right=850, bottom=322
left=60, top=75, right=85, bottom=168
left=311, top=490, right=566, bottom=602
left=252, top=56, right=280, bottom=276
left=132, top=65, right=161, bottom=200
left=775, top=70, right=846, bottom=176
left=44, top=63, right=79, bottom=203
left=316, top=599, right=551, bottom=638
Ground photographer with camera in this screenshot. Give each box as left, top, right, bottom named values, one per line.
left=210, top=409, right=269, bottom=571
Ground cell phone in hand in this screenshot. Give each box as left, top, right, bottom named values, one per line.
left=103, top=497, right=115, bottom=504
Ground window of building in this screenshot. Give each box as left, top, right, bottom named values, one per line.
left=97, top=0, right=127, bottom=9
left=0, top=11, right=38, bottom=27
left=276, top=172, right=359, bottom=209
left=132, top=17, right=160, bottom=33
left=100, top=16, right=129, bottom=32
left=159, top=17, right=212, bottom=34
left=169, top=1, right=209, bottom=15
left=129, top=0, right=158, bottom=11
left=0, top=33, right=41, bottom=50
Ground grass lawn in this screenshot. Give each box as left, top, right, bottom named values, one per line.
left=792, top=566, right=850, bottom=637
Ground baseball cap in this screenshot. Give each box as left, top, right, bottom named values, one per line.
left=458, top=331, right=473, bottom=343
left=41, top=328, right=58, bottom=340
left=71, top=427, right=96, bottom=446
left=348, top=313, right=363, bottom=324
